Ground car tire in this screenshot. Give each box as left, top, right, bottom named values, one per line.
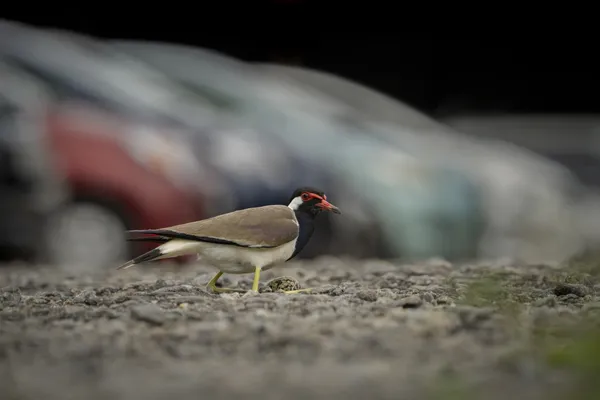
left=42, top=200, right=130, bottom=270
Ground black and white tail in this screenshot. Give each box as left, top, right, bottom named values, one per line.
left=116, top=247, right=164, bottom=270
left=116, top=239, right=200, bottom=270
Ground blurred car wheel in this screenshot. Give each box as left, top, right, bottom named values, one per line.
left=42, top=201, right=129, bottom=269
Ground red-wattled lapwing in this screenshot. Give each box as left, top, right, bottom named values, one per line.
left=117, top=187, right=341, bottom=294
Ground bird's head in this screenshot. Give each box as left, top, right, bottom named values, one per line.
left=288, top=187, right=341, bottom=216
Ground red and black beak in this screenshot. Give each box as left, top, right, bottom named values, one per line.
left=316, top=198, right=341, bottom=214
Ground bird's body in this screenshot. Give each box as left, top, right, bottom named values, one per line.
left=154, top=207, right=300, bottom=274
left=195, top=237, right=297, bottom=274
left=117, top=187, right=340, bottom=294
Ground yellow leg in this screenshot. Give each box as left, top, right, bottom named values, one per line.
left=206, top=271, right=246, bottom=294
left=251, top=267, right=261, bottom=292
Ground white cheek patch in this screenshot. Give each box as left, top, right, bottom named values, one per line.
left=288, top=196, right=303, bottom=211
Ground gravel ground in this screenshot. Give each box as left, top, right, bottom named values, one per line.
left=1, top=256, right=600, bottom=400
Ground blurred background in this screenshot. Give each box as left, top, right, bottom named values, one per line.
left=1, top=14, right=599, bottom=271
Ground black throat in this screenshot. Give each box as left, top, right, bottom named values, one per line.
left=287, top=209, right=318, bottom=260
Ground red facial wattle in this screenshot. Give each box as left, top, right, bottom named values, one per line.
left=302, top=192, right=341, bottom=214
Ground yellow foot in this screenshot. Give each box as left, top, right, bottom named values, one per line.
left=207, top=284, right=247, bottom=294
left=283, top=288, right=313, bottom=295
left=206, top=271, right=247, bottom=294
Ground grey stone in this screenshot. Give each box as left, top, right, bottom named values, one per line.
left=130, top=304, right=166, bottom=325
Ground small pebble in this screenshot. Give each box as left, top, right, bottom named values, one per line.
left=357, top=290, right=378, bottom=302
left=130, top=304, right=166, bottom=325
left=398, top=295, right=422, bottom=309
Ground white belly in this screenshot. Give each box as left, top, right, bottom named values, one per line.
left=158, top=238, right=297, bottom=274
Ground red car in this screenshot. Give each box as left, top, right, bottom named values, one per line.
left=38, top=103, right=212, bottom=269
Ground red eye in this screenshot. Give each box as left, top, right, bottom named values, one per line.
left=301, top=193, right=310, bottom=201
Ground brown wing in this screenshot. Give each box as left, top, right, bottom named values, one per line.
left=127, top=205, right=299, bottom=248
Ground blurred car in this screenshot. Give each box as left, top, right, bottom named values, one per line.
left=440, top=113, right=600, bottom=189
left=0, top=61, right=67, bottom=263
left=0, top=36, right=212, bottom=268
left=441, top=112, right=600, bottom=255
left=43, top=104, right=208, bottom=268
left=255, top=64, right=589, bottom=262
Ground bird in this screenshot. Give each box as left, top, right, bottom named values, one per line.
left=117, top=187, right=341, bottom=294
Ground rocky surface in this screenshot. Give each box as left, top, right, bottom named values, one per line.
left=1, top=256, right=599, bottom=400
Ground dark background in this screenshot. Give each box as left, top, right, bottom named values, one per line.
left=4, top=5, right=599, bottom=117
